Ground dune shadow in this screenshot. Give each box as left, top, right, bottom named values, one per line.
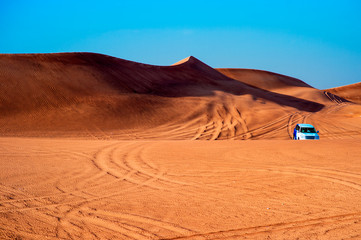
left=141, top=78, right=325, bottom=113
left=83, top=53, right=324, bottom=113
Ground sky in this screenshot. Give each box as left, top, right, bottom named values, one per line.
left=1, top=0, right=361, bottom=89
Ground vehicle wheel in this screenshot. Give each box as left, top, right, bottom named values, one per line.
left=297, top=137, right=300, bottom=140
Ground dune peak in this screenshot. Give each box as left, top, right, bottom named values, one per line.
left=172, top=56, right=199, bottom=66
left=0, top=52, right=360, bottom=139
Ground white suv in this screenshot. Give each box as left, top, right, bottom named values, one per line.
left=293, top=124, right=320, bottom=140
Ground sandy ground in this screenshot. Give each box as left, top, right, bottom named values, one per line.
left=3, top=52, right=361, bottom=139
left=1, top=53, right=361, bottom=239
left=1, top=137, right=361, bottom=240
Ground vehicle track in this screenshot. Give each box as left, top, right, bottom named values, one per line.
left=159, top=212, right=361, bottom=240
left=192, top=103, right=252, bottom=140
left=56, top=141, right=253, bottom=239
left=86, top=208, right=194, bottom=235
left=132, top=143, right=225, bottom=192
left=0, top=143, right=128, bottom=213
left=255, top=167, right=361, bottom=191
left=52, top=142, right=196, bottom=237
left=191, top=122, right=213, bottom=140
left=0, top=142, right=151, bottom=213
left=57, top=206, right=196, bottom=240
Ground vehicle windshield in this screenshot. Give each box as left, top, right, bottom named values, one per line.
left=300, top=127, right=316, bottom=133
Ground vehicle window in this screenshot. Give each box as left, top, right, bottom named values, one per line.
left=300, top=128, right=316, bottom=133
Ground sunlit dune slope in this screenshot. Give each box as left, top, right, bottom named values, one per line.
left=0, top=52, right=360, bottom=139
left=326, top=82, right=361, bottom=104
left=216, top=68, right=332, bottom=104
left=0, top=53, right=235, bottom=135
left=216, top=68, right=311, bottom=89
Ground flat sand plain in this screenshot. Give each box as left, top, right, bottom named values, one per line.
left=1, top=137, right=361, bottom=239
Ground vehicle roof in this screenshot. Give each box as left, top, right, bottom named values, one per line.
left=297, top=123, right=315, bottom=128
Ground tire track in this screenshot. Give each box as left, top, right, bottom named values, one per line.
left=284, top=166, right=361, bottom=180
left=0, top=142, right=126, bottom=212
left=85, top=208, right=194, bottom=236
left=0, top=142, right=149, bottom=213
left=0, top=150, right=97, bottom=200
left=209, top=121, right=223, bottom=140
left=315, top=115, right=357, bottom=139
left=129, top=143, right=222, bottom=191
left=193, top=103, right=252, bottom=140
left=53, top=142, right=177, bottom=238
left=324, top=91, right=349, bottom=105
left=256, top=167, right=361, bottom=191
left=58, top=206, right=195, bottom=240
left=230, top=113, right=291, bottom=140
left=96, top=142, right=168, bottom=191
left=233, top=107, right=251, bottom=139
left=248, top=116, right=289, bottom=140
left=127, top=114, right=204, bottom=140
left=159, top=212, right=361, bottom=240
left=54, top=142, right=198, bottom=239
left=191, top=122, right=214, bottom=140
left=106, top=143, right=205, bottom=191
left=80, top=216, right=156, bottom=240
left=287, top=112, right=300, bottom=139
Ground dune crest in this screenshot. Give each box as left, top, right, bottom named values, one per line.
left=326, top=82, right=361, bottom=104
left=0, top=52, right=361, bottom=139
left=1, top=53, right=361, bottom=240
left=172, top=56, right=194, bottom=65
left=216, top=68, right=312, bottom=89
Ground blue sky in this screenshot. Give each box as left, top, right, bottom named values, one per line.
left=1, top=0, right=361, bottom=89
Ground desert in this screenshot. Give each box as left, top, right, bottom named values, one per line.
left=1, top=53, right=361, bottom=239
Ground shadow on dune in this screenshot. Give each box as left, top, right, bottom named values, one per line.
left=0, top=52, right=324, bottom=118
left=81, top=53, right=324, bottom=112
left=226, top=82, right=324, bottom=112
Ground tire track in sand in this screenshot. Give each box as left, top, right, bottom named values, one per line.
left=252, top=167, right=361, bottom=192
left=126, top=143, right=223, bottom=192
left=57, top=206, right=195, bottom=240
left=159, top=212, right=361, bottom=240
left=192, top=104, right=251, bottom=140
left=56, top=142, right=197, bottom=239
left=0, top=142, right=131, bottom=213
left=230, top=113, right=291, bottom=140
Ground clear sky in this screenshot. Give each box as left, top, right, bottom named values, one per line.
left=1, top=0, right=361, bottom=89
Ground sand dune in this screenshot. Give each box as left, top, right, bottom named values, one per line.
left=1, top=52, right=360, bottom=139
left=216, top=68, right=312, bottom=89
left=217, top=68, right=333, bottom=105
left=1, top=53, right=361, bottom=239
left=326, top=82, right=361, bottom=104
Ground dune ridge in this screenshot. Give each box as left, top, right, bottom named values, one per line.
left=326, top=82, right=361, bottom=104
left=0, top=52, right=361, bottom=139
left=1, top=53, right=361, bottom=239
left=216, top=68, right=312, bottom=89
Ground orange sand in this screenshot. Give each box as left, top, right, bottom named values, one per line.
left=1, top=53, right=361, bottom=239
left=1, top=138, right=361, bottom=239
left=326, top=82, right=361, bottom=104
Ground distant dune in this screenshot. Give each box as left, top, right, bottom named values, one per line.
left=326, top=82, right=361, bottom=104
left=216, top=68, right=312, bottom=89
left=216, top=68, right=333, bottom=105
left=0, top=52, right=361, bottom=139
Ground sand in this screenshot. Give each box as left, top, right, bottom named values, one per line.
left=1, top=138, right=361, bottom=239
left=326, top=82, right=361, bottom=104
left=1, top=53, right=361, bottom=239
